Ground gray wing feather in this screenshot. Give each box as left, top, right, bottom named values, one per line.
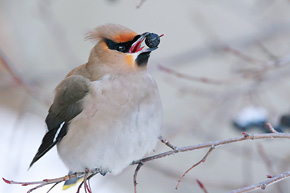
left=30, top=75, right=90, bottom=167
left=46, top=75, right=90, bottom=129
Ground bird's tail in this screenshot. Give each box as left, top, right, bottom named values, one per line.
left=63, top=171, right=83, bottom=190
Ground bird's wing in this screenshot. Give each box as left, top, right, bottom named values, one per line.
left=30, top=75, right=90, bottom=167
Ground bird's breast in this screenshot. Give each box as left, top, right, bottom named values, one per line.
left=57, top=73, right=162, bottom=174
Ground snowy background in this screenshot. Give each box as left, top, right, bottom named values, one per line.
left=1, top=0, right=290, bottom=193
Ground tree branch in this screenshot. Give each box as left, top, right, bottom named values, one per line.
left=133, top=162, right=144, bottom=193
left=132, top=132, right=290, bottom=165
left=176, top=146, right=215, bottom=189
left=256, top=143, right=283, bottom=193
left=227, top=171, right=290, bottom=193
left=136, top=0, right=146, bottom=8
left=196, top=179, right=208, bottom=193
left=131, top=131, right=290, bottom=193
left=4, top=131, right=290, bottom=193
left=2, top=169, right=99, bottom=193
left=158, top=54, right=290, bottom=85
left=266, top=122, right=278, bottom=133
left=158, top=135, right=179, bottom=151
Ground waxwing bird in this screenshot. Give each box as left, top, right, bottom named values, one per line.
left=29, top=24, right=162, bottom=189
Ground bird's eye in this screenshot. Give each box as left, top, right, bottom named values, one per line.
left=116, top=45, right=126, bottom=52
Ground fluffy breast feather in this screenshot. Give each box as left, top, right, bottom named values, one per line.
left=57, top=72, right=162, bottom=174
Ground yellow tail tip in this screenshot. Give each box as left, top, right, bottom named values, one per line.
left=62, top=178, right=83, bottom=190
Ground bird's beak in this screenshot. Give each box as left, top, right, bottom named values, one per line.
left=129, top=32, right=158, bottom=54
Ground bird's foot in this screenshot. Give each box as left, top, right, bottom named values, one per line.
left=76, top=168, right=99, bottom=193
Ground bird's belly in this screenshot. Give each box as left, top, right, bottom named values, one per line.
left=57, top=93, right=162, bottom=174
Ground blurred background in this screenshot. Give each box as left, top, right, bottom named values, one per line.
left=1, top=0, right=290, bottom=192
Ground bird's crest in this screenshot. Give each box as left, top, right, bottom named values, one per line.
left=87, top=23, right=137, bottom=43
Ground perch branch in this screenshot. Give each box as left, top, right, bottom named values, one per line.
left=132, top=132, right=290, bottom=165
left=2, top=169, right=99, bottom=193
left=131, top=128, right=290, bottom=193
left=4, top=125, right=290, bottom=193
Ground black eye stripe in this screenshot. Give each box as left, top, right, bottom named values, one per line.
left=104, top=35, right=141, bottom=53
left=104, top=39, right=116, bottom=50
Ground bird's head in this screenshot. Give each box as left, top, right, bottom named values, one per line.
left=87, top=24, right=161, bottom=74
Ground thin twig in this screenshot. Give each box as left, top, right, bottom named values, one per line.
left=256, top=42, right=278, bottom=61
left=256, top=143, right=283, bottom=193
left=136, top=0, right=146, bottom=8
left=266, top=122, right=278, bottom=133
left=46, top=182, right=60, bottom=193
left=158, top=136, right=179, bottom=151
left=227, top=171, right=290, bottom=193
left=223, top=46, right=266, bottom=65
left=176, top=146, right=215, bottom=189
left=2, top=170, right=99, bottom=193
left=158, top=64, right=226, bottom=85
left=77, top=180, right=85, bottom=193
left=158, top=53, right=290, bottom=85
left=133, top=162, right=143, bottom=193
left=256, top=143, right=275, bottom=175
left=196, top=179, right=208, bottom=193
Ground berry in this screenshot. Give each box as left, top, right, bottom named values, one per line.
left=145, top=33, right=160, bottom=48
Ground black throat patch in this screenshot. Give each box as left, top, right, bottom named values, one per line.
left=136, top=52, right=151, bottom=67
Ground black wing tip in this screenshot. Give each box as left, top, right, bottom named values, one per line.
left=28, top=123, right=68, bottom=169
left=29, top=155, right=39, bottom=169
left=28, top=141, right=57, bottom=169
left=28, top=149, right=46, bottom=169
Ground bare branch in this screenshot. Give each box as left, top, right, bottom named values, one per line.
left=176, top=146, right=215, bottom=189
left=223, top=46, right=265, bottom=65
left=266, top=122, right=278, bottom=133
left=158, top=54, right=290, bottom=85
left=136, top=0, right=146, bottom=8
left=133, top=162, right=143, bottom=193
left=227, top=171, right=290, bottom=193
left=4, top=132, right=290, bottom=193
left=256, top=143, right=275, bottom=175
left=158, top=64, right=226, bottom=85
left=256, top=143, right=283, bottom=193
left=158, top=136, right=179, bottom=151
left=196, top=179, right=208, bottom=193
left=2, top=169, right=99, bottom=193
left=132, top=132, right=290, bottom=165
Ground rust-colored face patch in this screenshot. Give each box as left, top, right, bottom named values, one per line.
left=125, top=54, right=134, bottom=66
left=102, top=41, right=109, bottom=51
left=113, top=32, right=137, bottom=43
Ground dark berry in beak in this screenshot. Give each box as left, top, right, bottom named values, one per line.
left=145, top=33, right=160, bottom=48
